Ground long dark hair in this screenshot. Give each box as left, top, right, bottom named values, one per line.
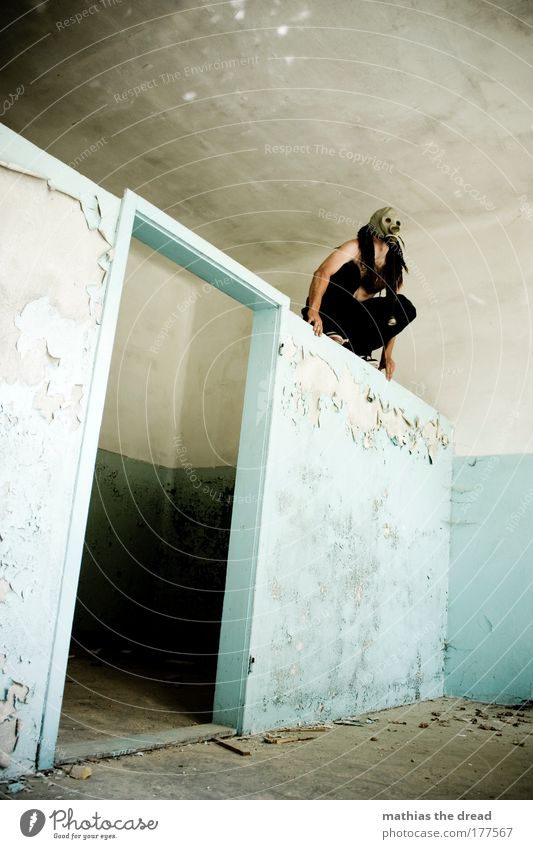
left=356, top=224, right=408, bottom=293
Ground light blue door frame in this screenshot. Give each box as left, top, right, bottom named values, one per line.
left=38, top=190, right=289, bottom=768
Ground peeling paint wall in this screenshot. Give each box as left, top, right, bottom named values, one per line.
left=1, top=122, right=456, bottom=772
left=236, top=310, right=453, bottom=731
left=0, top=141, right=119, bottom=779
left=445, top=454, right=533, bottom=705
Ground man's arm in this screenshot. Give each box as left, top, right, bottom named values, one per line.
left=379, top=336, right=396, bottom=381
left=306, top=240, right=358, bottom=335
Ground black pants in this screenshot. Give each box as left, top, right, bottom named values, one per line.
left=301, top=291, right=416, bottom=357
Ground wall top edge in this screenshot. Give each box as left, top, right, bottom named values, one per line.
left=0, top=123, right=120, bottom=217
left=283, top=309, right=454, bottom=445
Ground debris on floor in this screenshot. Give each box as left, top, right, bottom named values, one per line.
left=6, top=781, right=25, bottom=794
left=213, top=738, right=251, bottom=757
left=2, top=697, right=530, bottom=801
left=66, top=764, right=92, bottom=780
left=279, top=725, right=332, bottom=732
left=263, top=734, right=316, bottom=745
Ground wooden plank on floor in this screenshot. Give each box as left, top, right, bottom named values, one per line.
left=55, top=723, right=236, bottom=764
left=213, top=738, right=252, bottom=756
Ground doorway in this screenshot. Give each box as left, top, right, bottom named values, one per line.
left=58, top=234, right=252, bottom=753
left=38, top=192, right=288, bottom=768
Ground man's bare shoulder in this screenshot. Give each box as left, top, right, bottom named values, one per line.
left=334, top=238, right=359, bottom=258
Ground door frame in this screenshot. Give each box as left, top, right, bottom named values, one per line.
left=38, top=189, right=288, bottom=768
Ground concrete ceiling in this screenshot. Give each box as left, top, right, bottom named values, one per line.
left=2, top=0, right=533, bottom=453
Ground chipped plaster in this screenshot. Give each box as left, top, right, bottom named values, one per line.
left=281, top=341, right=450, bottom=463
left=0, top=157, right=119, bottom=779
left=239, top=311, right=453, bottom=732
left=0, top=678, right=30, bottom=769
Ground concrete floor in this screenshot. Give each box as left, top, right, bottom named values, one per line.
left=58, top=649, right=215, bottom=747
left=3, top=698, right=531, bottom=800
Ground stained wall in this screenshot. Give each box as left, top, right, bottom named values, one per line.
left=75, top=449, right=236, bottom=657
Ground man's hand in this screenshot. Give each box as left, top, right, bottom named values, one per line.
left=306, top=307, right=323, bottom=336
left=379, top=352, right=396, bottom=381
left=379, top=338, right=396, bottom=381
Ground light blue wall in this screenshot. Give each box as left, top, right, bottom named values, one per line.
left=445, top=454, right=533, bottom=705
left=224, top=310, right=454, bottom=732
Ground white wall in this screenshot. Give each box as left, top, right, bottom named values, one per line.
left=399, top=211, right=533, bottom=457
left=99, top=239, right=252, bottom=468
left=0, top=125, right=119, bottom=778
left=216, top=310, right=454, bottom=731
